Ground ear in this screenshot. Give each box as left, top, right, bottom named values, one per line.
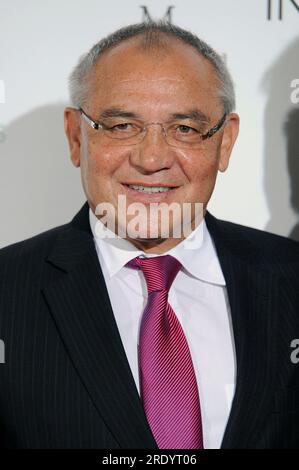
left=64, top=107, right=81, bottom=167
left=218, top=113, right=240, bottom=172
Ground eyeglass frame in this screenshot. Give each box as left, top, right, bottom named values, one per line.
left=77, top=106, right=227, bottom=145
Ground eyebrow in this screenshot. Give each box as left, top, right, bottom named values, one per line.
left=98, top=107, right=210, bottom=123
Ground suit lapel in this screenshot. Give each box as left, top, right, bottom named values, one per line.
left=205, top=212, right=280, bottom=448
left=42, top=202, right=157, bottom=449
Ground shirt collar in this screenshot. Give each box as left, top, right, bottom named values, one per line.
left=89, top=208, right=226, bottom=286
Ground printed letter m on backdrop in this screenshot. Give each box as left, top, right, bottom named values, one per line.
left=140, top=5, right=175, bottom=23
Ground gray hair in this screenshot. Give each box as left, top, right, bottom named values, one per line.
left=68, top=21, right=236, bottom=114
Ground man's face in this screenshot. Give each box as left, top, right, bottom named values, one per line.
left=65, top=37, right=239, bottom=252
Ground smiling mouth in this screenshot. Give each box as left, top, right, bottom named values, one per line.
left=123, top=184, right=179, bottom=194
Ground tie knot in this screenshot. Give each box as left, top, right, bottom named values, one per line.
left=126, top=255, right=182, bottom=294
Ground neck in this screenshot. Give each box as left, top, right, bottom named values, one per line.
left=125, top=206, right=207, bottom=254
left=125, top=235, right=186, bottom=254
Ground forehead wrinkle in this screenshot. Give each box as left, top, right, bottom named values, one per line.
left=115, top=77, right=186, bottom=83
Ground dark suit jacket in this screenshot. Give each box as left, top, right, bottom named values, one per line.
left=0, top=201, right=299, bottom=449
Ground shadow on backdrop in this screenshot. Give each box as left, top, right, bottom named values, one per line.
left=262, top=37, right=299, bottom=242
left=285, top=108, right=299, bottom=241
left=0, top=104, right=85, bottom=248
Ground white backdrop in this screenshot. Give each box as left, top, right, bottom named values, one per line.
left=1, top=0, right=299, bottom=247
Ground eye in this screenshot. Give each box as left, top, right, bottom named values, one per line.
left=110, top=123, right=135, bottom=132
left=176, top=124, right=199, bottom=134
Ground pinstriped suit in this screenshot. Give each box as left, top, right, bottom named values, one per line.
left=0, top=201, right=299, bottom=448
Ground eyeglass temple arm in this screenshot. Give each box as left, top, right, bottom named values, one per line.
left=78, top=107, right=102, bottom=130
left=202, top=113, right=227, bottom=141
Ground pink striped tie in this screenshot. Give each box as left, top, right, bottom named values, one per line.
left=126, top=255, right=203, bottom=449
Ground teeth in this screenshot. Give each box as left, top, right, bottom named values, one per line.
left=128, top=185, right=173, bottom=193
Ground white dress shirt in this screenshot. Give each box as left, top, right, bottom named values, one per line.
left=89, top=208, right=236, bottom=449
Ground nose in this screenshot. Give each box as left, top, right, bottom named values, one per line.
left=129, top=124, right=175, bottom=174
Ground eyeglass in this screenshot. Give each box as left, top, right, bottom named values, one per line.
left=78, top=107, right=227, bottom=149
